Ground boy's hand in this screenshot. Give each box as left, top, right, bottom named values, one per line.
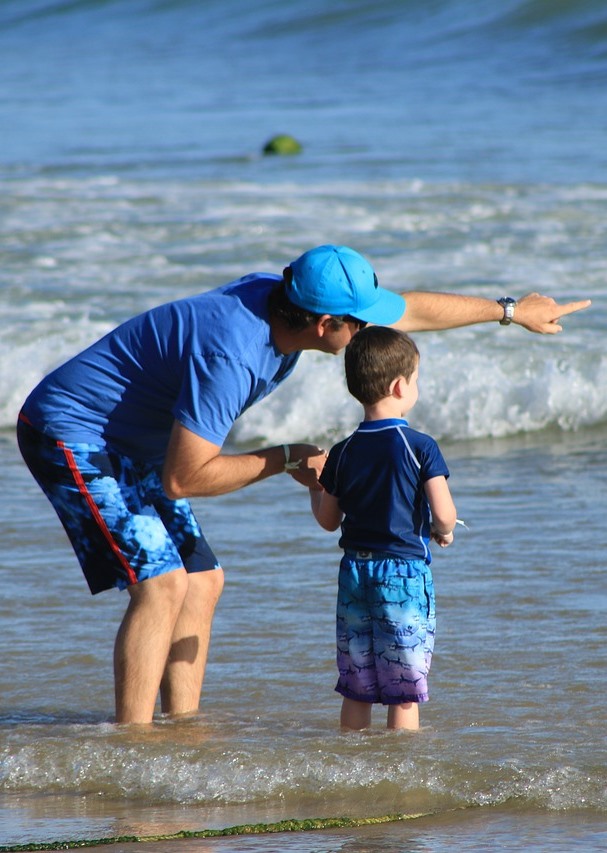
left=285, top=443, right=328, bottom=490
left=431, top=528, right=454, bottom=548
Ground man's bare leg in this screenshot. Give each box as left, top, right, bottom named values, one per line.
left=159, top=568, right=224, bottom=716
left=114, top=568, right=190, bottom=724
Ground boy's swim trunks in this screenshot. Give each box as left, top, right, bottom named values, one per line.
left=336, top=551, right=435, bottom=704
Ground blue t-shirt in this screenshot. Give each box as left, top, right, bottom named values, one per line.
left=319, top=418, right=450, bottom=563
left=22, top=274, right=300, bottom=464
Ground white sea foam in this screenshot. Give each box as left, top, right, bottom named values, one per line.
left=1, top=175, right=605, bottom=440
left=232, top=335, right=607, bottom=446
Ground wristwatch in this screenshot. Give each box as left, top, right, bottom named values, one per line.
left=496, top=297, right=517, bottom=326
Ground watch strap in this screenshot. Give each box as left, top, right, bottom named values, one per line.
left=497, top=297, right=516, bottom=326
left=283, top=444, right=302, bottom=471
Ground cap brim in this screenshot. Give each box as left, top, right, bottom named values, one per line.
left=353, top=288, right=405, bottom=325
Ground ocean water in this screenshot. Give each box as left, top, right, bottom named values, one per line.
left=1, top=0, right=606, bottom=850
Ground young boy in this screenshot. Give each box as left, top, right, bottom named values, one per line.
left=310, top=326, right=457, bottom=731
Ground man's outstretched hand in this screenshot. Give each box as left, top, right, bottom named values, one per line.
left=514, top=293, right=591, bottom=334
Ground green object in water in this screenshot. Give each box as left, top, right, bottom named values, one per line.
left=263, top=134, right=302, bottom=155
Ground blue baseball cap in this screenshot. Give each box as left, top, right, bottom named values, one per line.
left=287, top=245, right=405, bottom=325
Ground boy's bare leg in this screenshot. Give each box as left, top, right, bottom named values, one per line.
left=159, top=568, right=225, bottom=716
left=340, top=697, right=372, bottom=730
left=387, top=702, right=419, bottom=731
left=114, top=568, right=190, bottom=724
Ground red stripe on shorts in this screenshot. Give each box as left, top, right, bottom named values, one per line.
left=58, top=441, right=139, bottom=586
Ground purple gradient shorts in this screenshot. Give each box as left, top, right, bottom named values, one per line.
left=335, top=551, right=436, bottom=705
left=17, top=415, right=221, bottom=595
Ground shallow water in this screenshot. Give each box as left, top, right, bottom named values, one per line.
left=1, top=428, right=606, bottom=848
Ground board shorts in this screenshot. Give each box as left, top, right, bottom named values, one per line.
left=336, top=550, right=436, bottom=705
left=17, top=414, right=221, bottom=595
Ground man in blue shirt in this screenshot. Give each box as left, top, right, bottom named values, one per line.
left=17, top=244, right=589, bottom=724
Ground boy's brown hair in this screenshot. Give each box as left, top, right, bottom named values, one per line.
left=344, top=326, right=419, bottom=405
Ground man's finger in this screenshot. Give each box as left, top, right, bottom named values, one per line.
left=557, top=299, right=592, bottom=317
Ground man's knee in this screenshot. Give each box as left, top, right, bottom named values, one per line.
left=189, top=568, right=224, bottom=607
left=128, top=567, right=190, bottom=611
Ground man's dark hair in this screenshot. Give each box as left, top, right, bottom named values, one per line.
left=267, top=267, right=352, bottom=332
left=345, top=326, right=419, bottom=405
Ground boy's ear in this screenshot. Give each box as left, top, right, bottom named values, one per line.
left=389, top=376, right=405, bottom=398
